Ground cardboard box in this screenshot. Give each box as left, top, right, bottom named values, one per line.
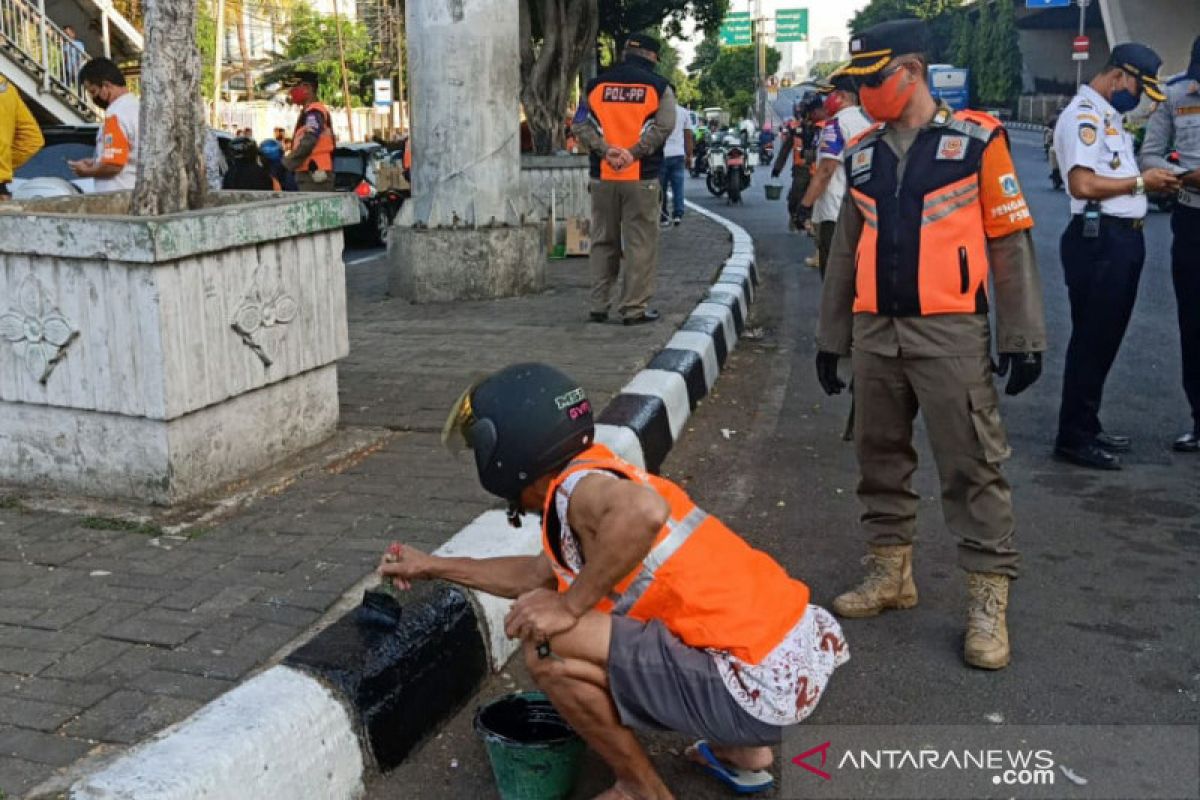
left=565, top=217, right=591, bottom=256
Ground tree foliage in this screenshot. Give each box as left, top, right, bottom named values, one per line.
left=600, top=0, right=728, bottom=45
left=696, top=44, right=781, bottom=117
left=807, top=61, right=843, bottom=81
left=272, top=0, right=375, bottom=105
left=520, top=0, right=598, bottom=154
left=849, top=0, right=962, bottom=62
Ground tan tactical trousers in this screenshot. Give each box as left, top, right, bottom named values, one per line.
left=588, top=178, right=661, bottom=320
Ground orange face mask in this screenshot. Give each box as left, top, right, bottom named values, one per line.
left=859, top=67, right=917, bottom=122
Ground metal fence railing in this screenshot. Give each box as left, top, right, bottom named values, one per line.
left=1018, top=94, right=1073, bottom=126
left=0, top=0, right=98, bottom=120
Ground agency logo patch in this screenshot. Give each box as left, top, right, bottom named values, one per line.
left=1078, top=123, right=1097, bottom=146
left=850, top=148, right=873, bottom=175
left=936, top=135, right=967, bottom=161
left=999, top=173, right=1020, bottom=198
left=600, top=85, right=647, bottom=104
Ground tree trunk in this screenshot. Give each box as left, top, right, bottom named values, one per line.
left=519, top=0, right=597, bottom=156
left=131, top=0, right=205, bottom=215
left=235, top=5, right=255, bottom=100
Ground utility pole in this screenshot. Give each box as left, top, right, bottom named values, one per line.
left=213, top=0, right=225, bottom=127
left=332, top=0, right=356, bottom=141
left=754, top=0, right=767, bottom=125
left=1075, top=0, right=1089, bottom=89
left=394, top=0, right=408, bottom=133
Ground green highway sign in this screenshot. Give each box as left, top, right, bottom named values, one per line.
left=719, top=12, right=752, bottom=46
left=775, top=8, right=808, bottom=43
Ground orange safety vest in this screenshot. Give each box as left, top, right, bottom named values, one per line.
left=847, top=109, right=1001, bottom=316
left=541, top=444, right=809, bottom=665
left=293, top=101, right=335, bottom=172
left=583, top=58, right=669, bottom=182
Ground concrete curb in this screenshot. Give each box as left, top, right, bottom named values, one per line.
left=65, top=199, right=758, bottom=800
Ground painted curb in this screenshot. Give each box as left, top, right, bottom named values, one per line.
left=64, top=199, right=757, bottom=800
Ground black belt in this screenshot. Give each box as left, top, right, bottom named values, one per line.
left=1071, top=214, right=1144, bottom=231
left=0, top=182, right=9, bottom=196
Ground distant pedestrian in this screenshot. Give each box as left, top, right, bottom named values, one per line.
left=273, top=126, right=286, bottom=143
left=62, top=25, right=86, bottom=86
left=69, top=57, right=139, bottom=193
left=0, top=72, right=45, bottom=199
left=1052, top=43, right=1180, bottom=469
left=282, top=70, right=335, bottom=192
left=259, top=138, right=298, bottom=191
left=797, top=71, right=871, bottom=278
left=1139, top=35, right=1200, bottom=454
left=222, top=137, right=277, bottom=191
left=659, top=100, right=693, bottom=226
left=571, top=33, right=676, bottom=326
left=771, top=94, right=825, bottom=232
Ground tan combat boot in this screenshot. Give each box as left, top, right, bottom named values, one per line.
left=965, top=573, right=1010, bottom=670
left=831, top=545, right=918, bottom=618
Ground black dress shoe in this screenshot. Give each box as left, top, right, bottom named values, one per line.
left=589, top=311, right=608, bottom=323
left=1173, top=430, right=1200, bottom=453
left=1095, top=432, right=1132, bottom=452
left=1055, top=443, right=1122, bottom=470
left=623, top=309, right=660, bottom=326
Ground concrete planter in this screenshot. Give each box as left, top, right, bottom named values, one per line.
left=0, top=191, right=360, bottom=504
left=520, top=154, right=590, bottom=222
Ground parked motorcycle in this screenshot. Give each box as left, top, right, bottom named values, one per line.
left=725, top=141, right=750, bottom=205
left=705, top=135, right=752, bottom=200
left=690, top=139, right=710, bottom=178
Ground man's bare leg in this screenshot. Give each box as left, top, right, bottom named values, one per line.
left=523, top=612, right=673, bottom=800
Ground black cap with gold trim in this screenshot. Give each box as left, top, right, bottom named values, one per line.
left=818, top=66, right=857, bottom=94
left=845, top=18, right=929, bottom=76
left=1110, top=42, right=1165, bottom=102
left=285, top=70, right=320, bottom=89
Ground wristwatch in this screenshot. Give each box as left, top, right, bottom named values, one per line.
left=1132, top=175, right=1146, bottom=196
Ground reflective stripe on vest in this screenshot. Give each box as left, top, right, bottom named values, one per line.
left=848, top=110, right=998, bottom=317
left=588, top=81, right=661, bottom=181
left=541, top=444, right=810, bottom=665
left=294, top=101, right=335, bottom=172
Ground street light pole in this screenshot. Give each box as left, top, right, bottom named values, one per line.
left=1075, top=0, right=1090, bottom=89
left=754, top=0, right=766, bottom=124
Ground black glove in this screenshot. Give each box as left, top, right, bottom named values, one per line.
left=994, top=352, right=1042, bottom=396
left=771, top=169, right=780, bottom=179
left=796, top=203, right=812, bottom=223
left=816, top=351, right=846, bottom=395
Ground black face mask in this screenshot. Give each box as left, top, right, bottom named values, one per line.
left=89, top=89, right=109, bottom=110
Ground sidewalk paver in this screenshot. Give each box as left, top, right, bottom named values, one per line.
left=0, top=216, right=731, bottom=798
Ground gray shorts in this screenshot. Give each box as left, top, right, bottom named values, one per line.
left=607, top=615, right=784, bottom=747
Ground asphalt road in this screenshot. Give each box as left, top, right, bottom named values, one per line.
left=365, top=131, right=1200, bottom=800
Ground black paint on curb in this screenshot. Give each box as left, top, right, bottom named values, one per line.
left=598, top=393, right=674, bottom=474
left=716, top=273, right=754, bottom=303
left=648, top=348, right=708, bottom=410
left=285, top=582, right=488, bottom=771
left=705, top=290, right=745, bottom=334
left=681, top=314, right=728, bottom=367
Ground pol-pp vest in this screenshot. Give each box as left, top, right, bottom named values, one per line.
left=293, top=101, right=335, bottom=172
left=584, top=61, right=669, bottom=182
left=541, top=444, right=809, bottom=665
left=847, top=110, right=1000, bottom=316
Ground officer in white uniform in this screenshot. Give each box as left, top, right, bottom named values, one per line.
left=1052, top=43, right=1181, bottom=470
left=1140, top=36, right=1200, bottom=453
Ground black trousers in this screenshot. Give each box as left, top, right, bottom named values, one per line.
left=1057, top=218, right=1145, bottom=448
left=1172, top=204, right=1200, bottom=430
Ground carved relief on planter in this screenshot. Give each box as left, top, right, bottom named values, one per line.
left=0, top=275, right=79, bottom=384
left=230, top=268, right=298, bottom=368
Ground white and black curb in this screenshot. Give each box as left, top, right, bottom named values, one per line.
left=65, top=201, right=757, bottom=800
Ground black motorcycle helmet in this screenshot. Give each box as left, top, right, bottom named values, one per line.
left=443, top=363, right=594, bottom=525
left=229, top=136, right=258, bottom=162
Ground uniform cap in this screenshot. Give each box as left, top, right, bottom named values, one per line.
left=820, top=67, right=857, bottom=94
left=624, top=33, right=661, bottom=54
left=287, top=70, right=320, bottom=89
left=845, top=18, right=929, bottom=76
left=1110, top=42, right=1165, bottom=102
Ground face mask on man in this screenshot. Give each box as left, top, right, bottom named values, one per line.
left=1109, top=70, right=1142, bottom=114
left=859, top=65, right=917, bottom=123
left=88, top=85, right=109, bottom=110
left=824, top=92, right=845, bottom=117
left=289, top=86, right=309, bottom=106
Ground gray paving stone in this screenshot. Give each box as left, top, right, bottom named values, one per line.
left=40, top=638, right=131, bottom=681
left=136, top=669, right=234, bottom=703
left=231, top=601, right=322, bottom=628
left=0, top=724, right=94, bottom=766
left=101, top=608, right=201, bottom=648
left=63, top=690, right=200, bottom=745
left=0, top=695, right=77, bottom=732
left=0, top=676, right=115, bottom=709
left=0, top=755, right=53, bottom=797
left=0, top=648, right=59, bottom=676
left=0, top=625, right=90, bottom=654
left=26, top=598, right=105, bottom=631
left=0, top=606, right=41, bottom=625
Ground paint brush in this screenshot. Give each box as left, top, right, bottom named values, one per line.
left=357, top=543, right=405, bottom=627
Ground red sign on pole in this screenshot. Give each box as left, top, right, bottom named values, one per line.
left=1073, top=35, right=1089, bottom=52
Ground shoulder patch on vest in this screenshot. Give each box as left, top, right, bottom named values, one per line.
left=936, top=135, right=968, bottom=160
left=849, top=147, right=873, bottom=176
left=1078, top=123, right=1097, bottom=146
left=945, top=117, right=992, bottom=144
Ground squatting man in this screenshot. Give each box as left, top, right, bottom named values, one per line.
left=378, top=363, right=848, bottom=800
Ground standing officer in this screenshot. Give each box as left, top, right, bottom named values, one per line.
left=816, top=19, right=1046, bottom=671
left=1140, top=36, right=1200, bottom=453
left=282, top=70, right=336, bottom=193
left=772, top=93, right=825, bottom=232
left=0, top=73, right=43, bottom=199
left=572, top=34, right=676, bottom=326
left=1053, top=45, right=1180, bottom=469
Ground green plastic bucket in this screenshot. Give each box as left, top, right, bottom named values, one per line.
left=764, top=183, right=783, bottom=200
left=475, top=692, right=584, bottom=800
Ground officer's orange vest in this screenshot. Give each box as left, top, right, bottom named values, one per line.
left=584, top=59, right=668, bottom=182
left=541, top=444, right=809, bottom=665
left=293, top=101, right=335, bottom=172
left=847, top=109, right=1000, bottom=316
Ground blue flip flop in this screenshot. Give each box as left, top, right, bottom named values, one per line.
left=687, top=739, right=775, bottom=795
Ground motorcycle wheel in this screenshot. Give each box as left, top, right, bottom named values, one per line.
left=706, top=172, right=726, bottom=197
left=727, top=172, right=742, bottom=204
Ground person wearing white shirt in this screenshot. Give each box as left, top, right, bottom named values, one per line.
left=659, top=103, right=693, bottom=225
left=1051, top=43, right=1180, bottom=470
left=798, top=72, right=872, bottom=278
left=69, top=57, right=139, bottom=193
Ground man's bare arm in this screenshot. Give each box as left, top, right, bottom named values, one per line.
left=379, top=549, right=556, bottom=598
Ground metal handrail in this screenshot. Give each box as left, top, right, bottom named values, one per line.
left=0, top=0, right=96, bottom=118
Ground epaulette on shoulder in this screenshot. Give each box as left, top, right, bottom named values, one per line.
left=947, top=110, right=999, bottom=143
left=847, top=122, right=884, bottom=150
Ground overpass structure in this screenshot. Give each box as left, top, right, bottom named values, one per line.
left=0, top=0, right=141, bottom=124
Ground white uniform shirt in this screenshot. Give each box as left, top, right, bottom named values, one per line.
left=93, top=92, right=140, bottom=193
left=1053, top=84, right=1145, bottom=218
left=814, top=105, right=873, bottom=224
left=663, top=107, right=693, bottom=159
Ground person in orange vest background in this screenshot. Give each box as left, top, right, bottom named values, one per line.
left=379, top=363, right=847, bottom=798
left=282, top=70, right=336, bottom=192
left=771, top=92, right=826, bottom=233
left=571, top=33, right=676, bottom=326
left=815, top=19, right=1046, bottom=671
